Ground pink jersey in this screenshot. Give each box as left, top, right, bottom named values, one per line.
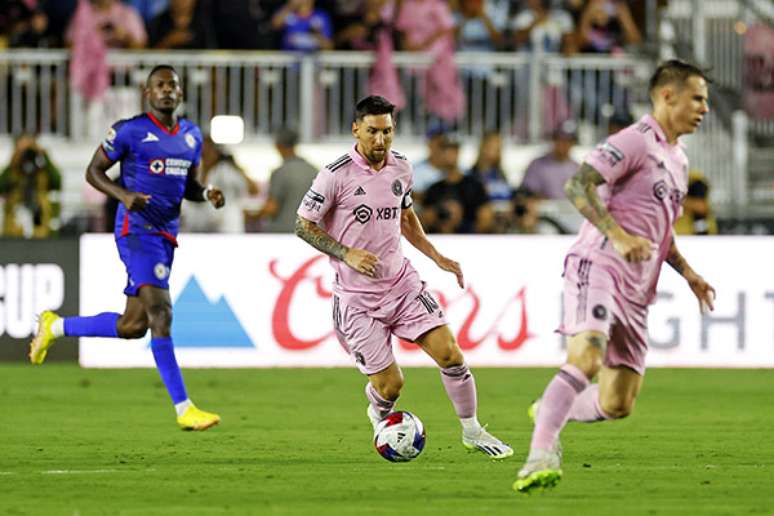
left=567, top=114, right=689, bottom=305
left=297, top=144, right=417, bottom=311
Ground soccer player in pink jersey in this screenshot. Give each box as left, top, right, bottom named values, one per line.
left=295, top=95, right=512, bottom=459
left=514, top=60, right=717, bottom=492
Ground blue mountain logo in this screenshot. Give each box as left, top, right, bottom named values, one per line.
left=171, top=276, right=254, bottom=348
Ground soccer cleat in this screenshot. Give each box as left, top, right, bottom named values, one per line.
left=367, top=404, right=382, bottom=432
left=513, top=448, right=563, bottom=493
left=29, top=311, right=61, bottom=365
left=462, top=426, right=514, bottom=459
left=177, top=405, right=221, bottom=431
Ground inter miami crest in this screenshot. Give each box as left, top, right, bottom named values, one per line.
left=392, top=180, right=403, bottom=197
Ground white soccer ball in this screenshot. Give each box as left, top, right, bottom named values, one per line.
left=373, top=411, right=426, bottom=462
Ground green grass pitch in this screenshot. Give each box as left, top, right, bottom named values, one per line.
left=1, top=365, right=772, bottom=515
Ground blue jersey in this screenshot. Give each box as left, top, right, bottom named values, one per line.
left=102, top=112, right=202, bottom=244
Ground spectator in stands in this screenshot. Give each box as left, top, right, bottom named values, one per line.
left=520, top=120, right=580, bottom=199
left=212, top=0, right=283, bottom=49
left=422, top=137, right=493, bottom=233
left=467, top=130, right=511, bottom=211
left=454, top=0, right=506, bottom=52
left=412, top=124, right=452, bottom=205
left=507, top=187, right=565, bottom=235
left=511, top=0, right=576, bottom=54
left=272, top=0, right=334, bottom=52
left=395, top=0, right=464, bottom=123
left=257, top=127, right=318, bottom=232
left=607, top=109, right=634, bottom=135
left=0, top=134, right=61, bottom=238
left=576, top=0, right=641, bottom=54
left=65, top=0, right=147, bottom=49
left=123, top=0, right=168, bottom=25
left=149, top=0, right=214, bottom=49
left=674, top=170, right=718, bottom=236
left=181, top=137, right=258, bottom=233
left=1, top=0, right=53, bottom=48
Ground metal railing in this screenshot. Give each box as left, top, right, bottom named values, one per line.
left=0, top=48, right=759, bottom=209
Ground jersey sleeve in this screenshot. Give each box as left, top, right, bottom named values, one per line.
left=101, top=121, right=131, bottom=162
left=191, top=127, right=203, bottom=167
left=297, top=168, right=336, bottom=223
left=583, top=128, right=647, bottom=185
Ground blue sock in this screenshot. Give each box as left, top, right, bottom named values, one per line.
left=150, top=337, right=188, bottom=404
left=64, top=313, right=120, bottom=338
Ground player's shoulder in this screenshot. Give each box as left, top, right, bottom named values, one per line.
left=110, top=113, right=146, bottom=134
left=324, top=152, right=353, bottom=173
left=178, top=117, right=202, bottom=135
left=390, top=149, right=408, bottom=161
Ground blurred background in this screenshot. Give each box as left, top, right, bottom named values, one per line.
left=0, top=0, right=771, bottom=240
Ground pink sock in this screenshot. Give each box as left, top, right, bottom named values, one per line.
left=365, top=383, right=395, bottom=418
left=530, top=364, right=589, bottom=451
left=440, top=363, right=477, bottom=419
left=567, top=384, right=613, bottom=422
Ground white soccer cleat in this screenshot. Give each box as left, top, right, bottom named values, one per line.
left=513, top=448, right=562, bottom=493
left=462, top=426, right=514, bottom=459
left=367, top=404, right=383, bottom=433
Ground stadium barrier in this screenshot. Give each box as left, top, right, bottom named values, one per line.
left=0, top=239, right=79, bottom=362
left=79, top=234, right=774, bottom=368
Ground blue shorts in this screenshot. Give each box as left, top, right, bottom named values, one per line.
left=116, top=234, right=176, bottom=297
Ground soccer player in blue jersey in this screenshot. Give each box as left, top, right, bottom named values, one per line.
left=29, top=65, right=225, bottom=431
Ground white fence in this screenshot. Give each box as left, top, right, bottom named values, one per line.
left=79, top=234, right=774, bottom=368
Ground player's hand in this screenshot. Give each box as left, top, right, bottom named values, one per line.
left=207, top=187, right=225, bottom=209
left=611, top=231, right=653, bottom=262
left=435, top=255, right=464, bottom=289
left=686, top=272, right=716, bottom=314
left=344, top=248, right=379, bottom=278
left=122, top=192, right=151, bottom=211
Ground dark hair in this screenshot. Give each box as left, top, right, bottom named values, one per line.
left=648, top=59, right=712, bottom=95
left=275, top=127, right=299, bottom=147
left=146, top=64, right=179, bottom=86
left=354, top=95, right=395, bottom=122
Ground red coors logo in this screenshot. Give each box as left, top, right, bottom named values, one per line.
left=269, top=256, right=534, bottom=352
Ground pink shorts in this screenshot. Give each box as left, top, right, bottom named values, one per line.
left=558, top=256, right=649, bottom=375
left=333, top=283, right=447, bottom=375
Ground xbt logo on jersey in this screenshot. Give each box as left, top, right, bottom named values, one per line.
left=352, top=204, right=399, bottom=224
left=148, top=158, right=191, bottom=176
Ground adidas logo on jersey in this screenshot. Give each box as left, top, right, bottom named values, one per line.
left=142, top=132, right=160, bottom=143
left=354, top=186, right=366, bottom=196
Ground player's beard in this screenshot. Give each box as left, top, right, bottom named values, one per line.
left=368, top=147, right=386, bottom=165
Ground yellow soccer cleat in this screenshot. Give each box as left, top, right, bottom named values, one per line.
left=29, top=311, right=61, bottom=365
left=177, top=405, right=221, bottom=431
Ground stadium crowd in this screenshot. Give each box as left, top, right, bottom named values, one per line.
left=0, top=0, right=652, bottom=54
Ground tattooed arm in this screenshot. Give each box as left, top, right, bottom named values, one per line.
left=564, top=163, right=653, bottom=262
left=295, top=215, right=378, bottom=277
left=666, top=234, right=716, bottom=313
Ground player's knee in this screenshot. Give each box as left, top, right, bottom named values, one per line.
left=146, top=303, right=173, bottom=332
left=567, top=333, right=606, bottom=378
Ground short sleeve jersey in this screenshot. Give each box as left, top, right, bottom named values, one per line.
left=296, top=145, right=418, bottom=311
left=567, top=114, right=689, bottom=305
left=102, top=112, right=202, bottom=243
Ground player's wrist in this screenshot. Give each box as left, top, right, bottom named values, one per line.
left=203, top=184, right=214, bottom=200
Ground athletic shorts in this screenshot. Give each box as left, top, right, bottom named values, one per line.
left=115, top=234, right=175, bottom=297
left=558, top=255, right=649, bottom=375
left=332, top=283, right=447, bottom=375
